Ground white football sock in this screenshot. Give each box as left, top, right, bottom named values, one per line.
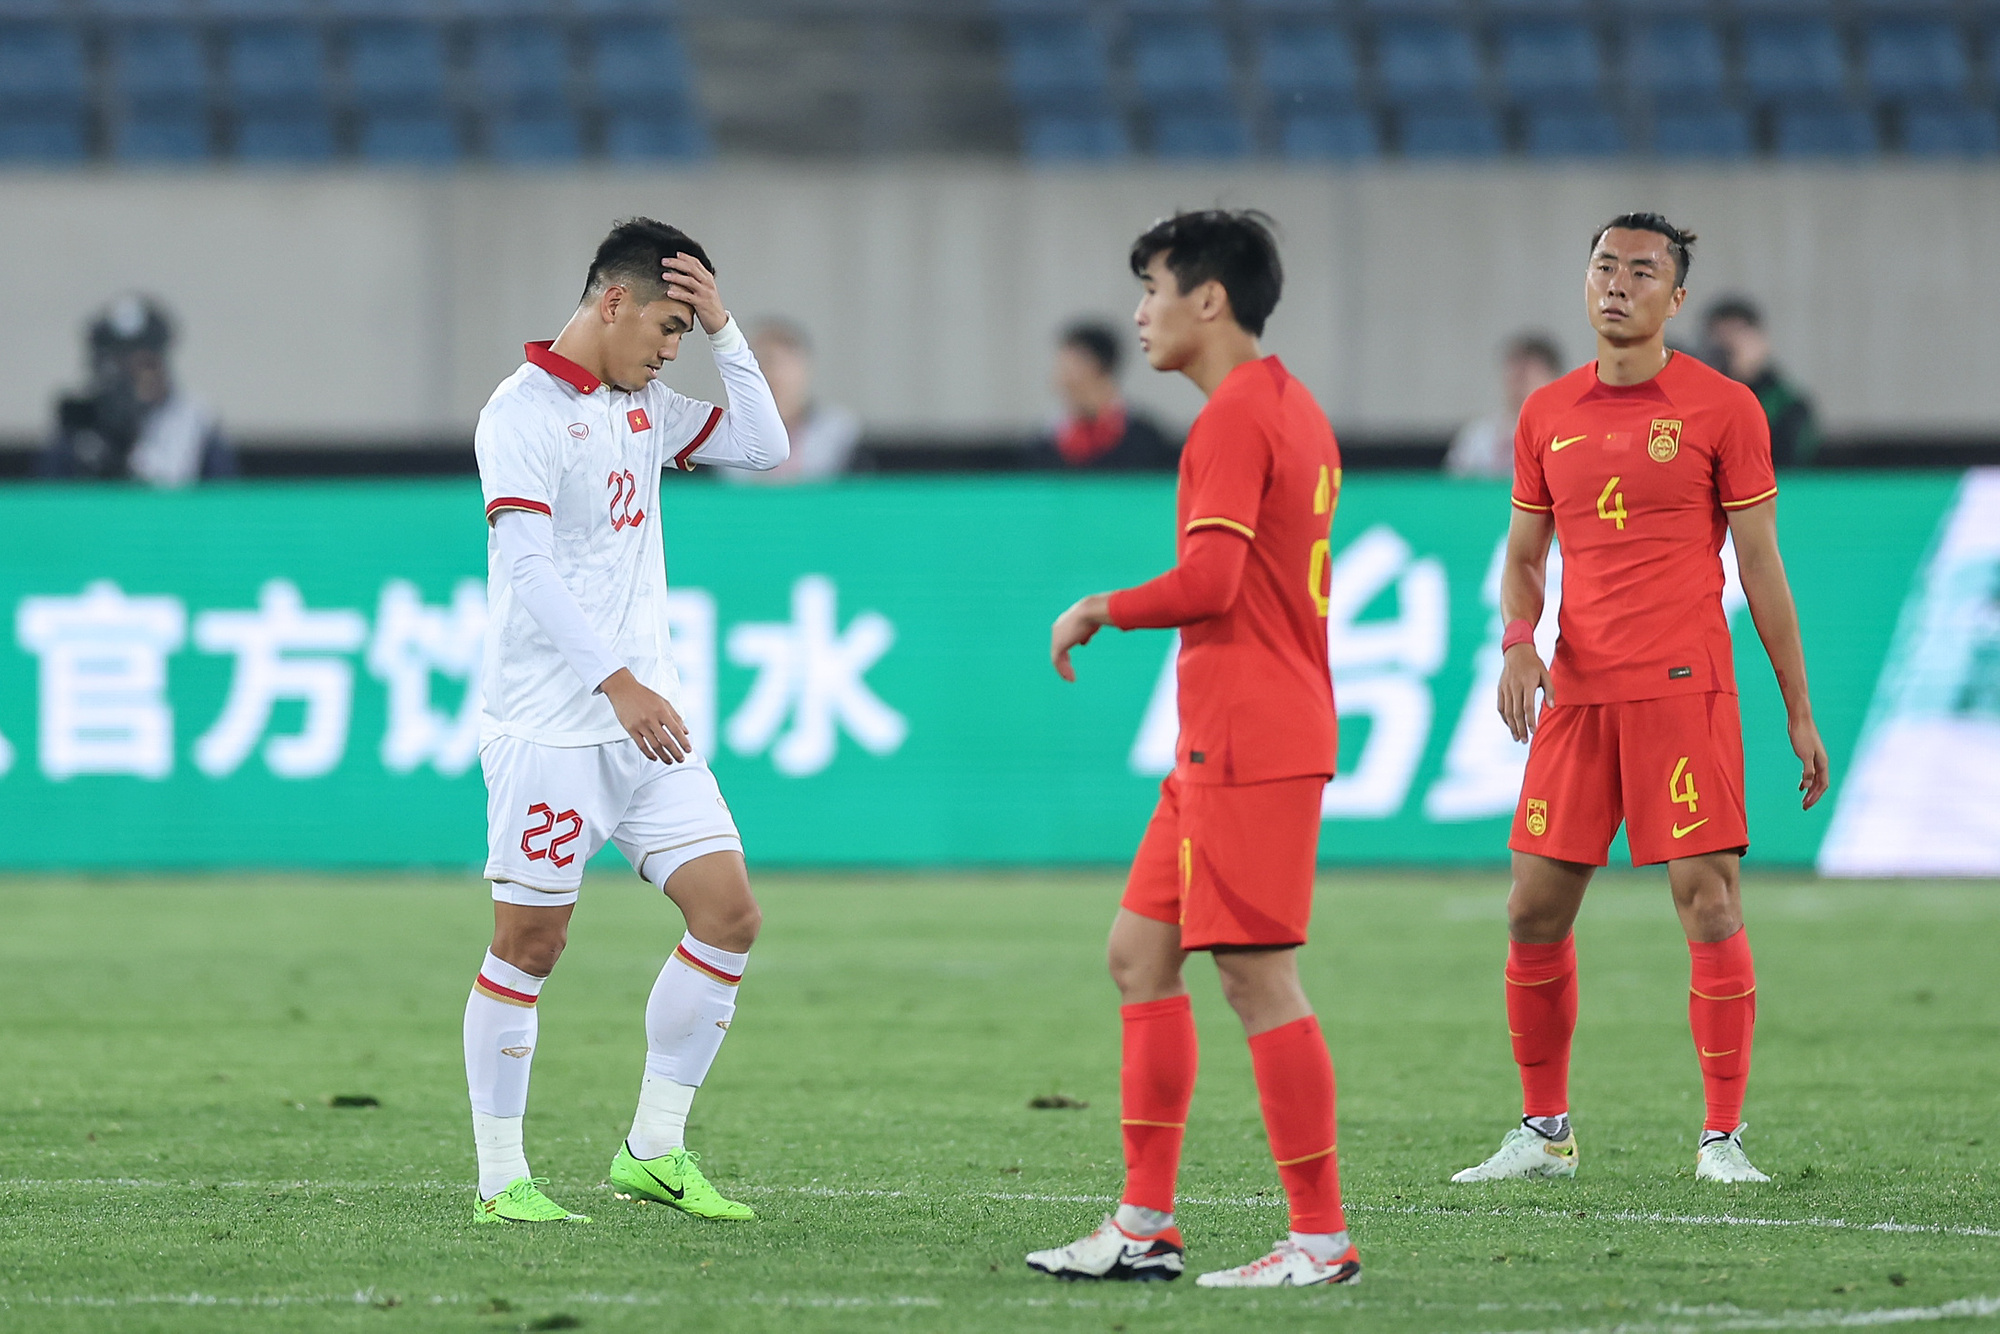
left=1290, top=1229, right=1353, bottom=1262
left=1115, top=1204, right=1174, bottom=1236
left=626, top=934, right=745, bottom=1161
left=1525, top=1113, right=1571, bottom=1141
left=464, top=951, right=544, bottom=1198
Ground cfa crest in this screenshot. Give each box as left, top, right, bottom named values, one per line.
left=1648, top=419, right=1683, bottom=462
left=1525, top=799, right=1549, bottom=837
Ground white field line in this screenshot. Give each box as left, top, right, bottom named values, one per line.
left=4, top=1178, right=1996, bottom=1241
left=4, top=1291, right=941, bottom=1311
left=1476, top=1292, right=2000, bottom=1332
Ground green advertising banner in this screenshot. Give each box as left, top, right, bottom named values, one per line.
left=0, top=474, right=1965, bottom=870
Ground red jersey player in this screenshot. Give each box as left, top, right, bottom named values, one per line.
left=1451, top=213, right=1830, bottom=1188
left=1026, top=210, right=1357, bottom=1288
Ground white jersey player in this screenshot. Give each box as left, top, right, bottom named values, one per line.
left=465, top=217, right=787, bottom=1225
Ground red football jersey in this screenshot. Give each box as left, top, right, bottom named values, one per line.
left=1512, top=352, right=1777, bottom=705
left=1128, top=356, right=1342, bottom=786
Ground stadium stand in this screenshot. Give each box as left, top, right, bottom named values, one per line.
left=2, top=0, right=1998, bottom=163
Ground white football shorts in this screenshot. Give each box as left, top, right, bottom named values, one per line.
left=481, top=734, right=743, bottom=907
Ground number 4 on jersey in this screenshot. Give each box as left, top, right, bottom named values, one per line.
left=1596, top=475, right=1628, bottom=531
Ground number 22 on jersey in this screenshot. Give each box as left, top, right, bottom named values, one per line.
left=607, top=469, right=646, bottom=531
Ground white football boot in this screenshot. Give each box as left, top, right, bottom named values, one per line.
left=1025, top=1216, right=1184, bottom=1281
left=1450, top=1122, right=1580, bottom=1182
left=1195, top=1239, right=1361, bottom=1288
left=1695, top=1124, right=1771, bottom=1182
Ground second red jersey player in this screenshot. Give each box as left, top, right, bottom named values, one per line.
left=1452, top=212, right=1830, bottom=1192
left=1028, top=209, right=1359, bottom=1291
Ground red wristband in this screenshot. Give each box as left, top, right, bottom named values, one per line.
left=1501, top=618, right=1537, bottom=652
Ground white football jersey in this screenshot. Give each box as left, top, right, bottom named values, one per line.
left=477, top=330, right=785, bottom=746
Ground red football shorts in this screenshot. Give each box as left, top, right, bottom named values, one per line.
left=1122, top=772, right=1327, bottom=950
left=1511, top=691, right=1749, bottom=868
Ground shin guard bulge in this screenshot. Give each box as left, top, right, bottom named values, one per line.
left=1248, top=1015, right=1345, bottom=1235
left=628, top=933, right=745, bottom=1159
left=1119, top=994, right=1198, bottom=1215
left=1688, top=928, right=1756, bottom=1133
left=1506, top=935, right=1578, bottom=1119
left=465, top=952, right=544, bottom=1197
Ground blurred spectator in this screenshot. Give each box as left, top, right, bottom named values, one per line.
left=1702, top=295, right=1822, bottom=467
left=1033, top=320, right=1178, bottom=472
left=1444, top=332, right=1564, bottom=479
left=39, top=294, right=234, bottom=486
left=726, top=317, right=861, bottom=484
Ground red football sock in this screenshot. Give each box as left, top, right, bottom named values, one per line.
left=1248, top=1015, right=1345, bottom=1234
left=1119, top=994, right=1198, bottom=1215
left=1688, top=927, right=1757, bottom=1134
left=1506, top=935, right=1578, bottom=1119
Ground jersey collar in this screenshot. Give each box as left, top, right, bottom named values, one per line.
left=524, top=340, right=603, bottom=395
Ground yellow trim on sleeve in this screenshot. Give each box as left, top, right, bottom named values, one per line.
left=1511, top=497, right=1554, bottom=513
left=1185, top=515, right=1256, bottom=539
left=1720, top=487, right=1779, bottom=510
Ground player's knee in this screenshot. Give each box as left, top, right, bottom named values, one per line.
left=692, top=897, right=760, bottom=953
left=492, top=925, right=567, bottom=978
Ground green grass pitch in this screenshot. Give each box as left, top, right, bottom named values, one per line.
left=4, top=870, right=1997, bottom=1332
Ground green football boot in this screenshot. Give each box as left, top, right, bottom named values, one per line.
left=472, top=1177, right=592, bottom=1225
left=607, top=1143, right=756, bottom=1221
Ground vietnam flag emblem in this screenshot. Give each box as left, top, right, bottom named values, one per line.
left=627, top=408, right=652, bottom=433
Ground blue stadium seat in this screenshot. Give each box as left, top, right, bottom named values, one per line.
left=1131, top=21, right=1234, bottom=105
left=0, top=108, right=87, bottom=160
left=110, top=108, right=211, bottom=160
left=1650, top=107, right=1754, bottom=156
left=988, top=0, right=1090, bottom=15
left=1364, top=0, right=1462, bottom=16
left=1278, top=107, right=1379, bottom=157
left=1623, top=20, right=1728, bottom=98
left=1020, top=110, right=1129, bottom=158
left=109, top=25, right=208, bottom=108
left=235, top=109, right=336, bottom=159
left=1003, top=19, right=1112, bottom=107
left=0, top=0, right=66, bottom=19
left=1400, top=107, right=1502, bottom=154
left=325, top=0, right=435, bottom=17
left=1256, top=23, right=1361, bottom=106
left=1735, top=0, right=1837, bottom=14
left=1774, top=104, right=1880, bottom=153
left=1376, top=21, right=1484, bottom=104
left=605, top=111, right=712, bottom=160
left=1242, top=0, right=1343, bottom=12
left=1524, top=105, right=1624, bottom=154
left=347, top=24, right=449, bottom=108
left=206, top=0, right=312, bottom=18
left=588, top=21, right=696, bottom=108
left=1124, top=0, right=1219, bottom=13
left=470, top=22, right=573, bottom=109
left=1607, top=0, right=1706, bottom=16
left=1902, top=105, right=2000, bottom=153
left=1741, top=20, right=1850, bottom=100
left=1854, top=0, right=1955, bottom=13
left=224, top=25, right=329, bottom=109
left=86, top=0, right=198, bottom=17
left=488, top=108, right=582, bottom=159
left=1495, top=21, right=1603, bottom=102
left=446, top=0, right=557, bottom=16
left=1486, top=0, right=1586, bottom=15
left=357, top=108, right=459, bottom=160
left=0, top=23, right=89, bottom=107
left=1151, top=109, right=1251, bottom=156
left=1861, top=20, right=1968, bottom=99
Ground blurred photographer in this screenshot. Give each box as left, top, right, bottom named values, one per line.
left=38, top=294, right=235, bottom=486
left=1034, top=320, right=1179, bottom=472
left=1702, top=295, right=1822, bottom=468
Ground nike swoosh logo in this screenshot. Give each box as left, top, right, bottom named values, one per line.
left=1551, top=434, right=1586, bottom=451
left=1672, top=819, right=1710, bottom=839
left=638, top=1162, right=686, bottom=1200
left=1700, top=1048, right=1738, bottom=1058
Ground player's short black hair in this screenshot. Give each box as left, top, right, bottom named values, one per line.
left=1128, top=209, right=1283, bottom=337
left=580, top=217, right=714, bottom=307
left=1703, top=294, right=1763, bottom=329
left=1060, top=320, right=1122, bottom=375
left=1506, top=332, right=1564, bottom=372
left=1591, top=212, right=1696, bottom=288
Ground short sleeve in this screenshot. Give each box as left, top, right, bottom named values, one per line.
left=1180, top=402, right=1271, bottom=541
left=1510, top=405, right=1551, bottom=513
left=1714, top=388, right=1778, bottom=511
left=477, top=401, right=559, bottom=525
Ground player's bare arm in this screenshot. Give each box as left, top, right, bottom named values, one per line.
left=1726, top=500, right=1830, bottom=809
left=1050, top=592, right=1113, bottom=682
left=1496, top=507, right=1557, bottom=742
left=662, top=253, right=728, bottom=335
left=601, top=666, right=692, bottom=764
